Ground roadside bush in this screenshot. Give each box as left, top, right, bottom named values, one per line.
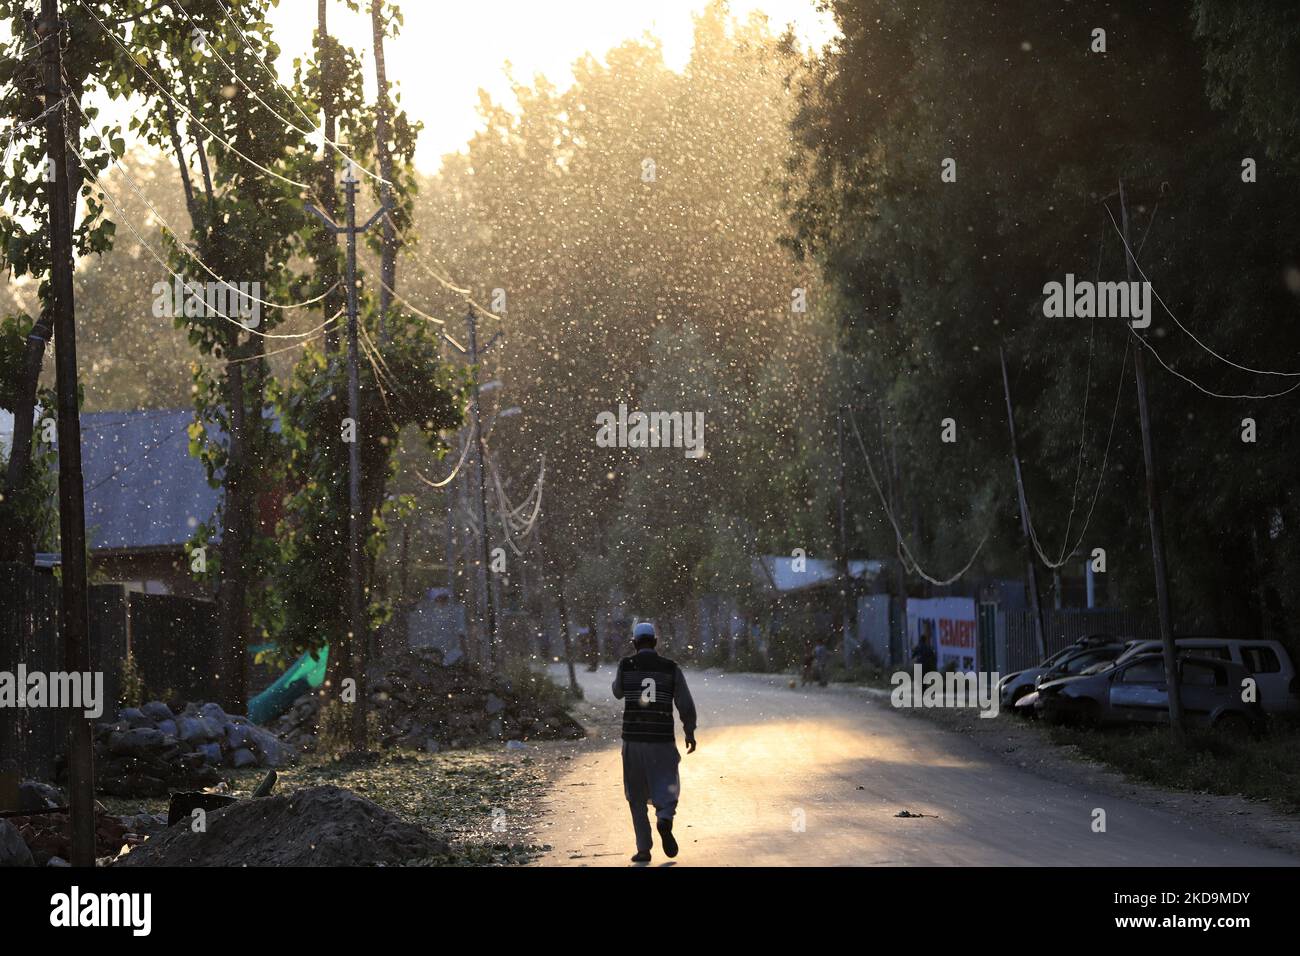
left=1048, top=721, right=1300, bottom=813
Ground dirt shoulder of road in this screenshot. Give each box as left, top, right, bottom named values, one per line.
left=851, top=683, right=1300, bottom=858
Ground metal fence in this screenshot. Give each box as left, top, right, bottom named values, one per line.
left=1003, top=607, right=1153, bottom=673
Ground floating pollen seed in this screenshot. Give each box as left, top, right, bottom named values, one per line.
left=1284, top=266, right=1300, bottom=296
left=220, top=84, right=237, bottom=99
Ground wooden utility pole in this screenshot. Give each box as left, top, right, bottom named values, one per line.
left=306, top=166, right=387, bottom=751
left=369, top=0, right=398, bottom=339
left=38, top=0, right=95, bottom=866
left=316, top=0, right=342, bottom=352
left=999, top=346, right=1048, bottom=660
left=884, top=409, right=908, bottom=668
left=1119, top=179, right=1185, bottom=739
left=537, top=510, right=580, bottom=698
left=343, top=167, right=369, bottom=749
left=466, top=309, right=498, bottom=668
left=836, top=406, right=853, bottom=660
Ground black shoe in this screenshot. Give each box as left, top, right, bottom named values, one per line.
left=657, top=818, right=678, bottom=858
left=630, top=851, right=651, bottom=863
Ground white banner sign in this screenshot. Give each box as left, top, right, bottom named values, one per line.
left=906, top=597, right=979, bottom=672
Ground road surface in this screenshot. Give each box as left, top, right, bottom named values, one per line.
left=536, top=665, right=1298, bottom=866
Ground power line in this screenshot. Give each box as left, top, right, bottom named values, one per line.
left=845, top=407, right=990, bottom=587
left=376, top=275, right=445, bottom=326
left=227, top=313, right=342, bottom=363
left=174, top=5, right=363, bottom=169
left=210, top=0, right=392, bottom=188
left=1104, top=202, right=1300, bottom=379
left=75, top=0, right=315, bottom=192
left=69, top=134, right=336, bottom=340
left=385, top=211, right=504, bottom=321
left=0, top=32, right=52, bottom=99
left=486, top=447, right=544, bottom=527
left=485, top=447, right=544, bottom=556
left=68, top=98, right=338, bottom=312
left=1023, top=338, right=1131, bottom=570
left=413, top=431, right=474, bottom=489
left=1126, top=322, right=1300, bottom=399
left=0, top=93, right=68, bottom=166
left=1054, top=220, right=1108, bottom=558
left=354, top=325, right=476, bottom=490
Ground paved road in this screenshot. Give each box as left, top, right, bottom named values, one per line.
left=536, top=664, right=1299, bottom=866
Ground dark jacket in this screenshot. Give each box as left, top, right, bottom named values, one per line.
left=612, top=649, right=698, bottom=743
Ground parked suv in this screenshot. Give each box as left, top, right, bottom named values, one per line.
left=1078, top=638, right=1298, bottom=714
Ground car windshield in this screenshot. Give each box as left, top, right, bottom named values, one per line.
left=1045, top=647, right=1107, bottom=676
left=1112, top=642, right=1154, bottom=666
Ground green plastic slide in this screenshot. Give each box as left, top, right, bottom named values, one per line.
left=247, top=644, right=328, bottom=725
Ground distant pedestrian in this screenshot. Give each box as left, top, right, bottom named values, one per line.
left=586, top=620, right=601, bottom=671
left=801, top=640, right=815, bottom=686
left=813, top=638, right=829, bottom=687
left=912, top=631, right=937, bottom=676
left=612, top=621, right=697, bottom=863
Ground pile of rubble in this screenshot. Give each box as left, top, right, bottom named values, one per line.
left=93, top=701, right=296, bottom=797
left=117, top=784, right=450, bottom=866
left=0, top=781, right=165, bottom=866
left=271, top=651, right=585, bottom=753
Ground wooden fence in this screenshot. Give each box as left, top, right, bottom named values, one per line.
left=0, top=562, right=216, bottom=780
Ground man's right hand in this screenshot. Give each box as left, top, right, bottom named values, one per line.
left=684, top=735, right=697, bottom=754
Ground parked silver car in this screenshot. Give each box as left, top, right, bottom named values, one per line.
left=1035, top=653, right=1266, bottom=733
left=996, top=634, right=1122, bottom=712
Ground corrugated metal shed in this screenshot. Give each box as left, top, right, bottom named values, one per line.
left=80, top=409, right=219, bottom=552
left=754, top=555, right=881, bottom=593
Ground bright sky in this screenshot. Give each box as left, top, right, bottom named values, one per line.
left=265, top=0, right=839, bottom=170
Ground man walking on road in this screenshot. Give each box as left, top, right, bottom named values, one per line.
left=613, top=621, right=697, bottom=863
left=912, top=629, right=937, bottom=677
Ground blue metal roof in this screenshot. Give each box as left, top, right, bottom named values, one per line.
left=80, top=409, right=220, bottom=552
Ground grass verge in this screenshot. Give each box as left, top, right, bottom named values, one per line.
left=99, top=745, right=555, bottom=865
left=1043, top=717, right=1300, bottom=813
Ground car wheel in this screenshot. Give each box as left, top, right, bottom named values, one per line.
left=1077, top=700, right=1102, bottom=728
left=1213, top=712, right=1252, bottom=738
left=1054, top=699, right=1099, bottom=728
left=1009, top=688, right=1034, bottom=715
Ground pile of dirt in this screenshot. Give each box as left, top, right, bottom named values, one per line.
left=272, top=651, right=584, bottom=752
left=117, top=784, right=450, bottom=866
left=93, top=701, right=296, bottom=797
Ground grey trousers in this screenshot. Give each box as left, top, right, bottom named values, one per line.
left=621, top=740, right=681, bottom=853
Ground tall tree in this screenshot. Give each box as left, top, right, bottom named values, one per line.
left=783, top=0, right=1300, bottom=651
